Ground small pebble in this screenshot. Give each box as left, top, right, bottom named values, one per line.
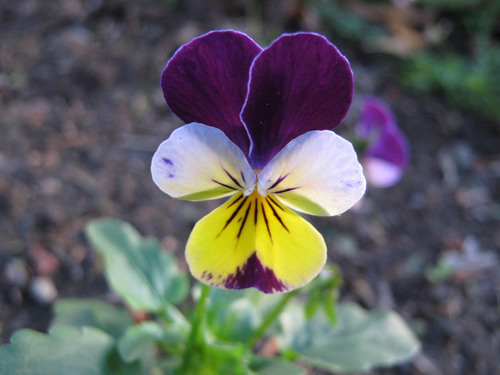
left=29, top=276, right=58, bottom=304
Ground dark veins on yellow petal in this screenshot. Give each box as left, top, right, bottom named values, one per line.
left=206, top=190, right=293, bottom=293
left=266, top=195, right=288, bottom=232
left=199, top=171, right=304, bottom=293
left=216, top=191, right=288, bottom=242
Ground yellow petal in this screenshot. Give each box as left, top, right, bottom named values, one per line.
left=186, top=191, right=326, bottom=293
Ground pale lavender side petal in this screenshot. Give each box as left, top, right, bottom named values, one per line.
left=363, top=158, right=404, bottom=188
left=162, top=30, right=262, bottom=154
left=241, top=32, right=354, bottom=168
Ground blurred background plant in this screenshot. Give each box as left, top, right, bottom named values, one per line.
left=198, top=0, right=497, bottom=123
left=294, top=0, right=500, bottom=123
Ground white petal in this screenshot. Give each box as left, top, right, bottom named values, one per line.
left=151, top=123, right=256, bottom=201
left=257, top=130, right=366, bottom=216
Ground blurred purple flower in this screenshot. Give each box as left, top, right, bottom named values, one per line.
left=357, top=97, right=410, bottom=188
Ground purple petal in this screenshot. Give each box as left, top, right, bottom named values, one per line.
left=241, top=32, right=354, bottom=168
left=162, top=30, right=262, bottom=154
left=368, top=130, right=409, bottom=169
left=358, top=96, right=398, bottom=137
left=357, top=97, right=409, bottom=170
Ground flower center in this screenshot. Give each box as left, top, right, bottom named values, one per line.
left=243, top=174, right=269, bottom=198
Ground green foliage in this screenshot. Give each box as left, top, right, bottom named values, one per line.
left=0, top=219, right=421, bottom=374
left=403, top=47, right=500, bottom=122
left=206, top=288, right=261, bottom=343
left=418, top=0, right=480, bottom=9
left=303, top=265, right=342, bottom=324
left=118, top=322, right=166, bottom=363
left=51, top=299, right=133, bottom=339
left=312, top=0, right=384, bottom=42
left=0, top=326, right=140, bottom=375
left=313, top=0, right=500, bottom=121
left=250, top=357, right=306, bottom=375
left=406, top=0, right=500, bottom=121
left=425, top=259, right=454, bottom=284
left=281, top=302, right=420, bottom=373
left=179, top=342, right=250, bottom=375
left=85, top=218, right=189, bottom=312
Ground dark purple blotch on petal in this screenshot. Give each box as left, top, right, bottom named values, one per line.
left=162, top=157, right=174, bottom=166
left=241, top=33, right=354, bottom=168
left=161, top=158, right=175, bottom=177
left=162, top=30, right=262, bottom=155
left=223, top=252, right=287, bottom=293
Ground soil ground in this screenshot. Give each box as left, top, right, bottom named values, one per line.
left=0, top=1, right=499, bottom=374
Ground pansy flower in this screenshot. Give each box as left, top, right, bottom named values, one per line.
left=356, top=96, right=409, bottom=188
left=151, top=31, right=366, bottom=293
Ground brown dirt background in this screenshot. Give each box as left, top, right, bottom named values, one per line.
left=0, top=1, right=499, bottom=374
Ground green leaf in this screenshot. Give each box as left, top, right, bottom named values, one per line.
left=162, top=303, right=190, bottom=326
left=303, top=265, right=342, bottom=324
left=425, top=259, right=453, bottom=284
left=206, top=288, right=262, bottom=342
left=250, top=357, right=306, bottom=375
left=278, top=302, right=307, bottom=349
left=51, top=298, right=133, bottom=339
left=304, top=289, right=322, bottom=319
left=323, top=289, right=338, bottom=325
left=85, top=218, right=189, bottom=312
left=0, top=326, right=139, bottom=375
left=205, top=287, right=287, bottom=344
left=173, top=342, right=251, bottom=375
left=205, top=342, right=248, bottom=373
left=118, top=322, right=165, bottom=363
left=282, top=303, right=420, bottom=373
left=117, top=308, right=189, bottom=369
left=103, top=347, right=142, bottom=375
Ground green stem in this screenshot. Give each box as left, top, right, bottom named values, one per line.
left=179, top=284, right=211, bottom=373
left=190, top=284, right=211, bottom=344
left=245, top=289, right=299, bottom=349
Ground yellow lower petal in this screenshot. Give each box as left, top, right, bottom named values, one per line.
left=186, top=191, right=326, bottom=293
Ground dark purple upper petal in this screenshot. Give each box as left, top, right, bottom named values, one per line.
left=240, top=33, right=354, bottom=169
left=162, top=30, right=262, bottom=155
left=357, top=97, right=409, bottom=169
